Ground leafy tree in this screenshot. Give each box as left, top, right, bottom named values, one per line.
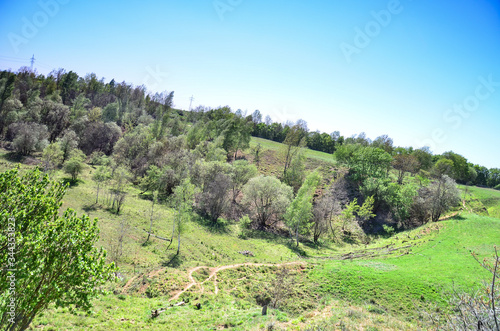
left=280, top=125, right=306, bottom=179
left=8, top=122, right=49, bottom=155
left=63, top=149, right=86, bottom=182
left=199, top=171, right=232, bottom=223
left=282, top=149, right=306, bottom=192
left=88, top=107, right=103, bottom=123
left=40, top=99, right=70, bottom=142
left=193, top=137, right=227, bottom=162
left=251, top=142, right=262, bottom=168
left=109, top=166, right=130, bottom=214
left=102, top=102, right=119, bottom=122
left=57, top=129, right=79, bottom=162
left=412, top=147, right=433, bottom=171
left=172, top=178, right=197, bottom=255
left=488, top=168, right=500, bottom=188
left=0, top=168, right=115, bottom=330
left=222, top=114, right=253, bottom=159
left=335, top=144, right=392, bottom=182
left=41, top=142, right=63, bottom=172
left=0, top=70, right=16, bottom=133
left=60, top=71, right=79, bottom=105
left=230, top=160, right=258, bottom=202
left=92, top=165, right=111, bottom=204
left=372, top=134, right=394, bottom=154
left=241, top=176, right=293, bottom=229
left=433, top=158, right=454, bottom=177
left=112, top=125, right=153, bottom=177
left=442, top=151, right=470, bottom=183
left=392, top=153, right=420, bottom=184
left=79, top=122, right=121, bottom=155
left=473, top=165, right=490, bottom=187
left=333, top=196, right=375, bottom=243
left=284, top=171, right=321, bottom=246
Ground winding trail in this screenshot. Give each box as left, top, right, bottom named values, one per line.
left=169, top=261, right=306, bottom=301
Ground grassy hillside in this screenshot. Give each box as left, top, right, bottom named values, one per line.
left=28, top=213, right=499, bottom=330
left=2, top=148, right=499, bottom=330
left=249, top=137, right=336, bottom=165
left=459, top=184, right=500, bottom=218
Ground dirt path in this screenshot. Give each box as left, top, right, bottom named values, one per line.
left=169, top=261, right=305, bottom=301
left=122, top=275, right=139, bottom=293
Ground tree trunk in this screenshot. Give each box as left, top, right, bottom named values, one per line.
left=146, top=199, right=155, bottom=243
left=166, top=208, right=178, bottom=251
left=176, top=224, right=181, bottom=255
left=96, top=184, right=100, bottom=204
left=295, top=226, right=299, bottom=247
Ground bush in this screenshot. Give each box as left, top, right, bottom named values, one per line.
left=8, top=122, right=49, bottom=155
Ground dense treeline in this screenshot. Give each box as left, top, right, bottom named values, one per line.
left=0, top=67, right=499, bottom=241
left=1, top=67, right=498, bottom=190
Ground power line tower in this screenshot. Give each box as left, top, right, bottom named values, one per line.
left=30, top=54, right=35, bottom=71
left=189, top=95, right=194, bottom=111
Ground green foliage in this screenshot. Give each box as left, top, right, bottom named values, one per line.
left=63, top=149, right=86, bottom=182
left=442, top=151, right=470, bottom=183
left=280, top=125, right=307, bottom=188
left=238, top=215, right=253, bottom=239
left=433, top=158, right=454, bottom=177
left=382, top=224, right=395, bottom=236
left=282, top=149, right=306, bottom=192
left=0, top=168, right=115, bottom=330
left=284, top=171, right=321, bottom=246
left=102, top=102, right=119, bottom=123
left=172, top=178, right=197, bottom=254
left=335, top=144, right=392, bottom=182
left=41, top=142, right=63, bottom=172
left=230, top=160, right=258, bottom=201
left=333, top=197, right=375, bottom=243
left=241, top=176, right=293, bottom=229
left=58, top=130, right=79, bottom=162
left=221, top=113, right=253, bottom=159
left=92, top=165, right=112, bottom=204
left=10, top=122, right=49, bottom=155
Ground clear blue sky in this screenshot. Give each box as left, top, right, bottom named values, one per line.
left=1, top=0, right=499, bottom=168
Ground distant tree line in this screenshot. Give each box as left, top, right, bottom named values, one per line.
left=248, top=109, right=500, bottom=190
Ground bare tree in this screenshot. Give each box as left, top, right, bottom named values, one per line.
left=312, top=194, right=340, bottom=243
left=393, top=153, right=420, bottom=184
left=446, top=247, right=499, bottom=330
left=199, top=173, right=232, bottom=223
left=411, top=175, right=460, bottom=224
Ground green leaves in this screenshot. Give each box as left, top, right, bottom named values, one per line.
left=284, top=171, right=322, bottom=246
left=335, top=144, right=392, bottom=182
left=0, top=168, right=115, bottom=330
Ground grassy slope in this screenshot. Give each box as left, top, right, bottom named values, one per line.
left=249, top=137, right=336, bottom=165
left=459, top=184, right=500, bottom=218
left=312, top=214, right=500, bottom=317
left=2, top=148, right=500, bottom=330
